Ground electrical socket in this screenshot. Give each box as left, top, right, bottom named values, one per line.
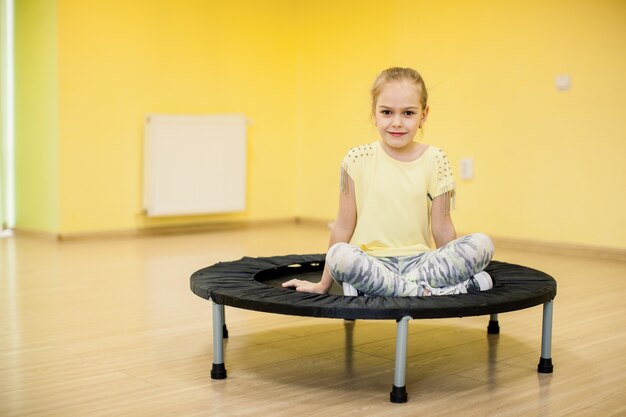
left=460, top=158, right=473, bottom=180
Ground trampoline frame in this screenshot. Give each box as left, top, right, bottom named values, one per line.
left=192, top=255, right=556, bottom=403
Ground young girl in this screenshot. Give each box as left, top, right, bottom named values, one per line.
left=283, top=67, right=494, bottom=297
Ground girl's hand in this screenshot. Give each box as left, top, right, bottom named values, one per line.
left=282, top=279, right=328, bottom=294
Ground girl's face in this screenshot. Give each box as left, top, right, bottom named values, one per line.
left=375, top=80, right=428, bottom=151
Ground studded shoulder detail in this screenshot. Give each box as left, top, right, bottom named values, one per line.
left=347, top=143, right=375, bottom=163
left=434, top=148, right=453, bottom=183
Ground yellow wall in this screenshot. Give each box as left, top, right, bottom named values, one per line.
left=14, top=0, right=626, bottom=249
left=296, top=0, right=626, bottom=250
left=56, top=0, right=297, bottom=234
left=14, top=0, right=60, bottom=233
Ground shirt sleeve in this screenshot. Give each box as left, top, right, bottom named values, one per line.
left=428, top=148, right=455, bottom=200
left=340, top=144, right=371, bottom=194
left=339, top=152, right=353, bottom=194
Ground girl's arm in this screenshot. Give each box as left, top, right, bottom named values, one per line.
left=282, top=179, right=357, bottom=294
left=431, top=192, right=456, bottom=248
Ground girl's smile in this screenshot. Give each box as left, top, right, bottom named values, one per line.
left=375, top=80, right=429, bottom=156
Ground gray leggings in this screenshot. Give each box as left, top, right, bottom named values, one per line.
left=326, top=233, right=494, bottom=297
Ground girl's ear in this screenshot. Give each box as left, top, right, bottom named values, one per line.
left=420, top=106, right=430, bottom=128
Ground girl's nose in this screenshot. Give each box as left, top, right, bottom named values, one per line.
left=392, top=115, right=403, bottom=127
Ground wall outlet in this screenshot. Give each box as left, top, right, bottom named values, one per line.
left=460, top=157, right=473, bottom=180
left=556, top=74, right=571, bottom=91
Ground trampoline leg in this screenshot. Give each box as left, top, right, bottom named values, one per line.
left=222, top=306, right=229, bottom=339
left=488, top=313, right=500, bottom=334
left=537, top=300, right=554, bottom=373
left=390, top=316, right=412, bottom=403
left=211, top=302, right=227, bottom=379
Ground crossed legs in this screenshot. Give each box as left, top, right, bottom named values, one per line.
left=326, top=233, right=495, bottom=297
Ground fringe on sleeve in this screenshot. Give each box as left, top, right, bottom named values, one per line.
left=428, top=186, right=455, bottom=216
left=430, top=148, right=456, bottom=215
left=339, top=160, right=354, bottom=196
left=439, top=188, right=456, bottom=215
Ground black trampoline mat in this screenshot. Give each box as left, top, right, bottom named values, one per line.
left=191, top=254, right=557, bottom=320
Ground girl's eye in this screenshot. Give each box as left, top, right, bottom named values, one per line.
left=380, top=110, right=392, bottom=116
left=403, top=111, right=415, bottom=116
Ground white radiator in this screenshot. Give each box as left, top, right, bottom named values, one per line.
left=143, top=114, right=247, bottom=217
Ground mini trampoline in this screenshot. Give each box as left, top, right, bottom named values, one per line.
left=190, top=254, right=557, bottom=403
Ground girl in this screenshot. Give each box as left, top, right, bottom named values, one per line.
left=283, top=67, right=494, bottom=297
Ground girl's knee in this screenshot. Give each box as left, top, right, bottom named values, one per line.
left=326, top=242, right=357, bottom=278
left=327, top=242, right=351, bottom=264
left=471, top=232, right=493, bottom=248
left=470, top=233, right=495, bottom=258
left=328, top=241, right=350, bottom=255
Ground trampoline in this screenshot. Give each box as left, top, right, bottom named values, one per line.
left=190, top=254, right=557, bottom=403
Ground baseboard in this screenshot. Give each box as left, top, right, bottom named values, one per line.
left=294, top=217, right=333, bottom=229
left=14, top=227, right=140, bottom=241
left=12, top=228, right=60, bottom=241
left=137, top=218, right=298, bottom=238
left=12, top=221, right=626, bottom=262
left=301, top=220, right=626, bottom=262
left=14, top=218, right=300, bottom=241
left=490, top=235, right=626, bottom=262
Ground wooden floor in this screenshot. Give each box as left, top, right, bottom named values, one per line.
left=1, top=223, right=625, bottom=417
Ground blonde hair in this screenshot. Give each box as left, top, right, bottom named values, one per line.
left=371, top=67, right=428, bottom=116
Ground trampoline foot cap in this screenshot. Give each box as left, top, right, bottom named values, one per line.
left=537, top=357, right=553, bottom=373
left=211, top=363, right=227, bottom=379
left=390, top=385, right=408, bottom=403
left=487, top=320, right=500, bottom=334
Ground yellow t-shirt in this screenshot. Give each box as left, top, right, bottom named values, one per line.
left=342, top=141, right=455, bottom=257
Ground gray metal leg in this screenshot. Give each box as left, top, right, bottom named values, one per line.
left=488, top=313, right=500, bottom=334
left=537, top=300, right=554, bottom=373
left=390, top=316, right=412, bottom=403
left=344, top=319, right=355, bottom=375
left=211, top=302, right=227, bottom=379
left=222, top=305, right=229, bottom=338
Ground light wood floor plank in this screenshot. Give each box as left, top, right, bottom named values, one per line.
left=1, top=224, right=625, bottom=416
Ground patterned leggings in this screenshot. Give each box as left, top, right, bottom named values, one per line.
left=326, top=233, right=494, bottom=297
